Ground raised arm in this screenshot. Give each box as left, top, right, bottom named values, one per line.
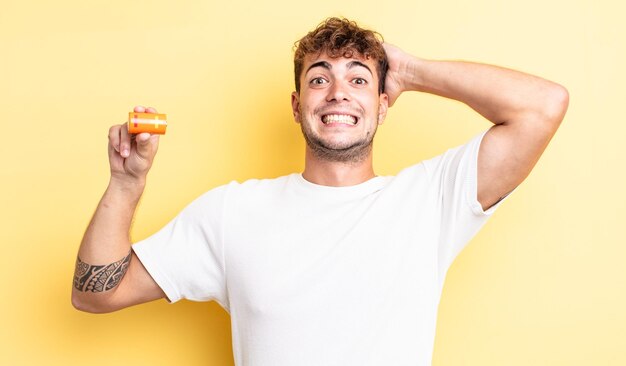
left=383, top=43, right=569, bottom=210
left=72, top=106, right=166, bottom=313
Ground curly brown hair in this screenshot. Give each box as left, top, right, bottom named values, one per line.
left=293, top=17, right=388, bottom=94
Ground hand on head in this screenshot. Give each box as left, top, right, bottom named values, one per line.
left=382, top=43, right=417, bottom=107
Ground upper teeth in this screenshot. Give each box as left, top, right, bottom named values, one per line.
left=322, top=114, right=357, bottom=125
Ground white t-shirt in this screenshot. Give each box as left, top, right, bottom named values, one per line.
left=133, top=130, right=508, bottom=366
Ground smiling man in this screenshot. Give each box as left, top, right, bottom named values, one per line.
left=292, top=26, right=389, bottom=184
left=294, top=57, right=385, bottom=164
left=72, top=17, right=568, bottom=366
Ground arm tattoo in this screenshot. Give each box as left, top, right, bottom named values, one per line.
left=73, top=251, right=132, bottom=292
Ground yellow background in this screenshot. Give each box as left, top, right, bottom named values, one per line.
left=1, top=0, right=624, bottom=365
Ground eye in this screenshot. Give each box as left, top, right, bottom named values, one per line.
left=352, top=77, right=368, bottom=85
left=310, top=77, right=328, bottom=85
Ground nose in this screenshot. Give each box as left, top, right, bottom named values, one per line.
left=326, top=80, right=350, bottom=102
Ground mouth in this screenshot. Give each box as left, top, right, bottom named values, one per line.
left=321, top=113, right=358, bottom=126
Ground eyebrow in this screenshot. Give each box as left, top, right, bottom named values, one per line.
left=346, top=60, right=373, bottom=75
left=305, top=60, right=373, bottom=76
left=306, top=61, right=331, bottom=74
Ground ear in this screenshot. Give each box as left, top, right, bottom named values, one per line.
left=291, top=91, right=301, bottom=123
left=377, top=93, right=389, bottom=125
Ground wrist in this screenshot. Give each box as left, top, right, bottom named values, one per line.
left=108, top=175, right=146, bottom=202
left=401, top=57, right=428, bottom=92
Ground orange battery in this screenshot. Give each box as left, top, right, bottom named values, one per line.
left=128, top=112, right=168, bottom=134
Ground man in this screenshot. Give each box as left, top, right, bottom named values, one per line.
left=72, top=17, right=568, bottom=365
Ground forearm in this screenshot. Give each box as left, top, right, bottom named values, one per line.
left=78, top=178, right=143, bottom=262
left=72, top=178, right=144, bottom=307
left=401, top=58, right=567, bottom=127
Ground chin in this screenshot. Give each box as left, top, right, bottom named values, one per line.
left=304, top=136, right=373, bottom=163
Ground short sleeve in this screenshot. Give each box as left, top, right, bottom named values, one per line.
left=422, top=130, right=512, bottom=285
left=132, top=184, right=229, bottom=309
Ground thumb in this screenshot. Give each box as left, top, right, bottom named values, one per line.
left=135, top=133, right=159, bottom=159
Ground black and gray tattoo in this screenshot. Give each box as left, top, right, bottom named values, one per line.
left=73, top=251, right=132, bottom=292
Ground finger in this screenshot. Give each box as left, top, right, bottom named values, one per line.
left=119, top=123, right=131, bottom=158
left=108, top=125, right=122, bottom=153
left=134, top=105, right=146, bottom=113
left=135, top=133, right=159, bottom=159
left=382, top=42, right=400, bottom=53
left=145, top=106, right=157, bottom=113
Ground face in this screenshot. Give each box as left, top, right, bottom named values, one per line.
left=291, top=52, right=388, bottom=163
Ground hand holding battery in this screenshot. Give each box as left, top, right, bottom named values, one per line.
left=108, top=105, right=161, bottom=186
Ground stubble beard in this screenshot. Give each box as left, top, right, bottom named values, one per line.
left=299, top=114, right=377, bottom=164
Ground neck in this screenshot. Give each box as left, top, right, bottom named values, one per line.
left=301, top=147, right=376, bottom=187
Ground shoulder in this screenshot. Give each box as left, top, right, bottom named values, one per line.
left=197, top=174, right=296, bottom=208
left=235, top=173, right=293, bottom=189
left=383, top=131, right=488, bottom=197
left=418, top=130, right=487, bottom=179
left=226, top=173, right=293, bottom=195
left=193, top=174, right=292, bottom=200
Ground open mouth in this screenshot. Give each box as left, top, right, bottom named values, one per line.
left=321, top=114, right=358, bottom=125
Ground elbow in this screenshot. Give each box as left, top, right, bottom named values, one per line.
left=71, top=293, right=93, bottom=313
left=71, top=290, right=116, bottom=314
left=71, top=293, right=99, bottom=313
left=544, top=84, right=569, bottom=129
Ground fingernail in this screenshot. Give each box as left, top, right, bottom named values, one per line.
left=122, top=149, right=129, bottom=157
